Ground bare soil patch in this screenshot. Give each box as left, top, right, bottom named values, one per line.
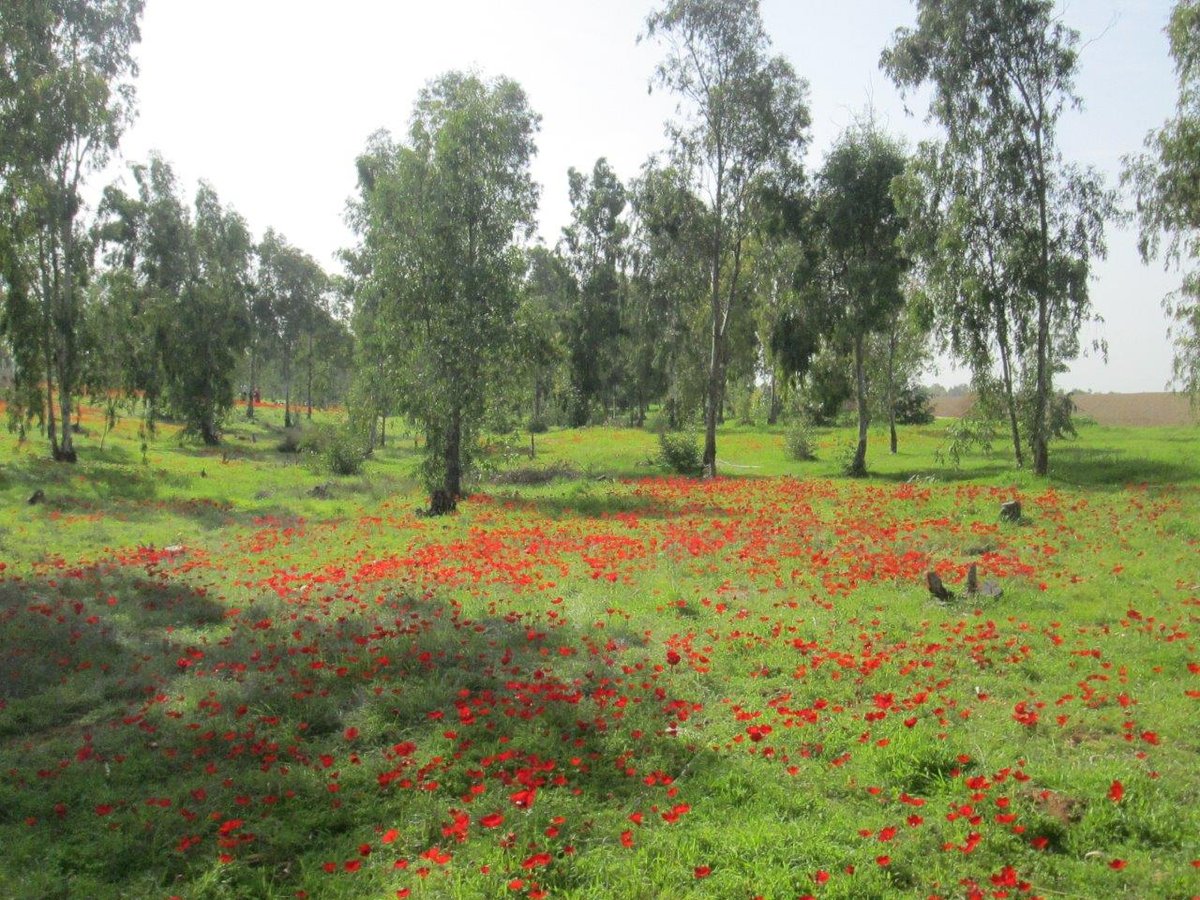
left=932, top=392, right=1196, bottom=427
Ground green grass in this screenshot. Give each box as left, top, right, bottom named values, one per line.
left=0, top=404, right=1198, bottom=899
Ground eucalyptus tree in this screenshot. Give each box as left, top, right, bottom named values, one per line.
left=627, top=161, right=711, bottom=428
left=0, top=0, right=144, bottom=460
left=882, top=0, right=1113, bottom=475
left=170, top=182, right=252, bottom=443
left=518, top=245, right=572, bottom=426
left=892, top=140, right=1030, bottom=464
left=643, top=0, right=809, bottom=476
left=805, top=124, right=909, bottom=476
left=93, top=155, right=193, bottom=426
left=350, top=72, right=539, bottom=513
left=257, top=230, right=327, bottom=428
left=561, top=158, right=629, bottom=425
left=1125, top=0, right=1200, bottom=399
left=96, top=158, right=251, bottom=443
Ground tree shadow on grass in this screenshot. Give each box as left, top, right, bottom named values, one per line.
left=1048, top=445, right=1200, bottom=489
left=0, top=565, right=727, bottom=898
left=869, top=462, right=1018, bottom=485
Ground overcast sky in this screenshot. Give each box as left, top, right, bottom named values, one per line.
left=105, top=0, right=1182, bottom=392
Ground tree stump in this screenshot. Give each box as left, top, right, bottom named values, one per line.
left=1000, top=500, right=1022, bottom=523
left=926, top=570, right=953, bottom=601
left=966, top=563, right=979, bottom=596
left=27, top=489, right=45, bottom=505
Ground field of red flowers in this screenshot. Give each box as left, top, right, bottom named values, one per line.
left=1, top=421, right=1198, bottom=898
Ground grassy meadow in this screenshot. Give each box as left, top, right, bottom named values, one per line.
left=0, top=403, right=1198, bottom=899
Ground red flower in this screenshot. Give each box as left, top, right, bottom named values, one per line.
left=694, top=865, right=712, bottom=878
left=521, top=852, right=552, bottom=870
left=1109, top=859, right=1127, bottom=870
left=509, top=787, right=537, bottom=808
left=1108, top=780, right=1124, bottom=802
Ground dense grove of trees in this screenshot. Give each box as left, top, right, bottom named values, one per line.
left=2, top=0, right=1196, bottom=510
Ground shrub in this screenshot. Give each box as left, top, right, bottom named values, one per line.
left=657, top=430, right=702, bottom=476
left=894, top=385, right=935, bottom=425
left=299, top=424, right=367, bottom=476
left=527, top=416, right=549, bottom=434
left=277, top=428, right=302, bottom=453
left=324, top=428, right=367, bottom=476
left=785, top=421, right=817, bottom=461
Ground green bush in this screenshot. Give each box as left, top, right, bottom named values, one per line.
left=299, top=424, right=367, bottom=476
left=657, top=430, right=702, bottom=476
left=277, top=428, right=302, bottom=453
left=785, top=421, right=817, bottom=461
left=894, top=385, right=935, bottom=425
left=527, top=416, right=549, bottom=434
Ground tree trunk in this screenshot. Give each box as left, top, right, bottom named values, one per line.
left=997, top=327, right=1023, bottom=468
left=201, top=415, right=219, bottom=446
left=767, top=371, right=779, bottom=426
left=55, top=221, right=76, bottom=462
left=306, top=330, right=314, bottom=420
left=1031, top=125, right=1052, bottom=476
left=380, top=413, right=386, bottom=447
left=703, top=335, right=721, bottom=478
left=886, top=319, right=898, bottom=454
left=434, top=406, right=463, bottom=514
left=850, top=333, right=869, bottom=477
left=44, top=331, right=61, bottom=461
left=247, top=346, right=257, bottom=419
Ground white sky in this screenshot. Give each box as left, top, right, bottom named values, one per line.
left=105, top=0, right=1183, bottom=393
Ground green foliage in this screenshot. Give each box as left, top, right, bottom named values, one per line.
left=0, top=0, right=145, bottom=461
left=657, top=429, right=702, bottom=475
left=935, top=413, right=998, bottom=469
left=894, top=384, right=935, bottom=425
left=257, top=230, right=331, bottom=427
left=277, top=428, right=302, bottom=453
left=301, top=423, right=367, bottom=476
left=563, top=159, right=629, bottom=424
left=1124, top=0, right=1200, bottom=400
left=804, top=121, right=910, bottom=476
left=785, top=420, right=817, bottom=461
left=884, top=0, right=1114, bottom=475
left=645, top=0, right=810, bottom=476
left=95, top=157, right=251, bottom=445
left=349, top=72, right=539, bottom=506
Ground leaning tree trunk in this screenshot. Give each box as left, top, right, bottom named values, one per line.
left=850, top=332, right=869, bottom=477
